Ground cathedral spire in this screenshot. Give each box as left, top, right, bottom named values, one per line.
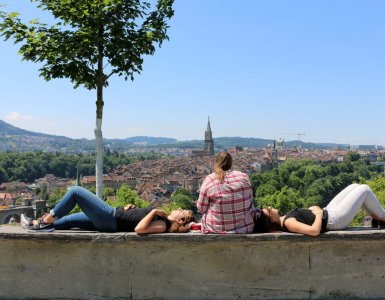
left=204, top=116, right=214, bottom=156
left=207, top=116, right=211, bottom=132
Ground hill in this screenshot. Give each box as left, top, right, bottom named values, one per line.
left=0, top=120, right=177, bottom=152
left=0, top=119, right=354, bottom=152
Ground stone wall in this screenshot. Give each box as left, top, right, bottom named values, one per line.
left=1, top=225, right=385, bottom=299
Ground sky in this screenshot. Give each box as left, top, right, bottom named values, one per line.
left=1, top=1, right=385, bottom=146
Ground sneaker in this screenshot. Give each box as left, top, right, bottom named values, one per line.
left=371, top=219, right=385, bottom=229
left=26, top=219, right=55, bottom=232
left=20, top=214, right=33, bottom=229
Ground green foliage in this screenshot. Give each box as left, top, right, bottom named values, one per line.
left=171, top=188, right=196, bottom=212
left=344, top=151, right=361, bottom=162
left=158, top=201, right=180, bottom=214
left=252, top=158, right=383, bottom=217
left=47, top=188, right=67, bottom=209
left=172, top=194, right=194, bottom=210
left=257, top=186, right=302, bottom=213
left=0, top=151, right=153, bottom=184
left=0, top=0, right=175, bottom=89
left=172, top=188, right=192, bottom=198
left=106, top=184, right=149, bottom=208
left=103, top=187, right=115, bottom=198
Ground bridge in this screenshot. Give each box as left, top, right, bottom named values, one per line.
left=0, top=200, right=47, bottom=224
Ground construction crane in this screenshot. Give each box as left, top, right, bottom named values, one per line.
left=279, top=133, right=306, bottom=149
left=296, top=133, right=306, bottom=149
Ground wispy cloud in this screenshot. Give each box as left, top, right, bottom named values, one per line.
left=4, top=112, right=55, bottom=134
left=5, top=112, right=35, bottom=123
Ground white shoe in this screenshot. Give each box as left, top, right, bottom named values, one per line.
left=20, top=214, right=33, bottom=229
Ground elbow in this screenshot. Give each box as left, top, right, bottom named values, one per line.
left=134, top=226, right=144, bottom=235
left=309, top=229, right=321, bottom=237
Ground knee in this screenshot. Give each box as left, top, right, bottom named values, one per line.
left=68, top=185, right=83, bottom=194
left=358, top=184, right=371, bottom=194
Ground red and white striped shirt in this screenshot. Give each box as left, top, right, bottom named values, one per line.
left=197, top=170, right=255, bottom=234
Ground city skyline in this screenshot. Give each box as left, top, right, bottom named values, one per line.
left=1, top=1, right=385, bottom=146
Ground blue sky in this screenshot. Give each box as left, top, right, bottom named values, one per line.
left=1, top=1, right=385, bottom=146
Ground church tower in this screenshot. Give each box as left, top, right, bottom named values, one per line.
left=204, top=117, right=214, bottom=156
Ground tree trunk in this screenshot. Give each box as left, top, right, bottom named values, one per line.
left=95, top=25, right=104, bottom=199
left=94, top=116, right=103, bottom=199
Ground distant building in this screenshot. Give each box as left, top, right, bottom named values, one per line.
left=204, top=117, right=214, bottom=156
left=192, top=117, right=215, bottom=157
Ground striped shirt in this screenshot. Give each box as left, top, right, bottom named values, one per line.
left=197, top=170, right=255, bottom=234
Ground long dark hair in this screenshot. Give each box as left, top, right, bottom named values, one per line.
left=253, top=208, right=282, bottom=233
left=214, top=152, right=232, bottom=182
left=168, top=210, right=195, bottom=233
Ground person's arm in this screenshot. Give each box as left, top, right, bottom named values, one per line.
left=124, top=204, right=135, bottom=210
left=196, top=178, right=210, bottom=214
left=135, top=209, right=167, bottom=234
left=284, top=206, right=323, bottom=237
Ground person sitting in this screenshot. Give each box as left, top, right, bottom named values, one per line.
left=197, top=152, right=255, bottom=233
left=21, top=185, right=193, bottom=234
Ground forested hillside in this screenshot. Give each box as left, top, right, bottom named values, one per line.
left=0, top=151, right=163, bottom=184
left=251, top=153, right=384, bottom=215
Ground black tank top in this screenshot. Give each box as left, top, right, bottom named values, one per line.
left=283, top=208, right=328, bottom=232
left=115, top=206, right=171, bottom=232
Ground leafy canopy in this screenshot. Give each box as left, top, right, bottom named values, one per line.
left=0, top=0, right=174, bottom=89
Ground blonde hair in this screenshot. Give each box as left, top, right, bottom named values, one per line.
left=168, top=210, right=194, bottom=233
left=214, top=152, right=233, bottom=182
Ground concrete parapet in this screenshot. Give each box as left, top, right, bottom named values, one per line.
left=1, top=225, right=385, bottom=299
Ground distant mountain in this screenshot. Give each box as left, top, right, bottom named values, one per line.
left=0, top=119, right=369, bottom=152
left=0, top=119, right=50, bottom=137
left=118, top=136, right=177, bottom=145
left=0, top=120, right=176, bottom=152
left=153, top=137, right=350, bottom=150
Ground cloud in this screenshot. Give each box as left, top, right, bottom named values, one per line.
left=4, top=112, right=55, bottom=134
left=5, top=112, right=35, bottom=123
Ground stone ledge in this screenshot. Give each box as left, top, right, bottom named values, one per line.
left=2, top=224, right=385, bottom=299
left=1, top=224, right=385, bottom=242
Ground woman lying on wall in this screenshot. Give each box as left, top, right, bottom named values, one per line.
left=197, top=151, right=256, bottom=233
left=253, top=183, right=385, bottom=236
left=21, top=186, right=193, bottom=234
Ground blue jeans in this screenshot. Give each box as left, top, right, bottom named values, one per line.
left=51, top=186, right=117, bottom=232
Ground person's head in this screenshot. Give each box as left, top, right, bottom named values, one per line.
left=214, top=152, right=233, bottom=181
left=253, top=206, right=282, bottom=233
left=167, top=208, right=194, bottom=233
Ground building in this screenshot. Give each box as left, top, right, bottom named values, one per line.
left=204, top=117, right=214, bottom=156
left=192, top=117, right=215, bottom=157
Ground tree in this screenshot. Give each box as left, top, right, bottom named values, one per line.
left=113, top=184, right=149, bottom=208
left=0, top=0, right=174, bottom=197
left=171, top=189, right=196, bottom=212
left=344, top=151, right=361, bottom=162
left=172, top=188, right=192, bottom=199
left=0, top=166, right=8, bottom=185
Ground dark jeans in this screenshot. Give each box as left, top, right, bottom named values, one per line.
left=52, top=186, right=117, bottom=232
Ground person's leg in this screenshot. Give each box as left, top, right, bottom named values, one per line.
left=49, top=186, right=117, bottom=232
left=325, top=183, right=360, bottom=211
left=326, top=184, right=385, bottom=230
left=360, top=185, right=385, bottom=220
left=54, top=212, right=96, bottom=230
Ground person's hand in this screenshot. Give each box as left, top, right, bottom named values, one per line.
left=309, top=206, right=323, bottom=215
left=124, top=204, right=136, bottom=210
left=153, top=209, right=168, bottom=218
